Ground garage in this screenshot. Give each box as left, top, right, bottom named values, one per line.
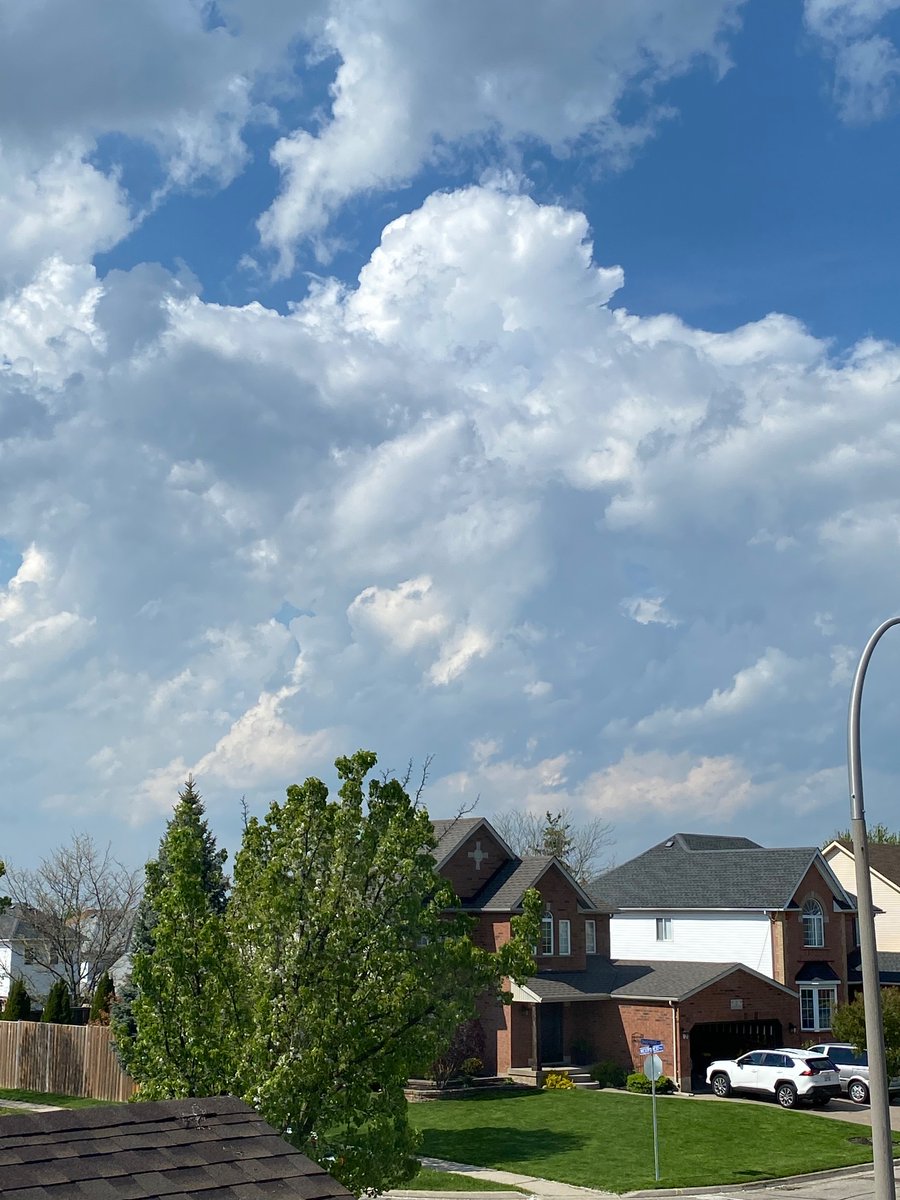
left=689, top=1019, right=783, bottom=1089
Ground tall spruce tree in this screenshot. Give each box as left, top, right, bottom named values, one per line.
left=112, top=775, right=227, bottom=1048
left=111, top=776, right=242, bottom=1097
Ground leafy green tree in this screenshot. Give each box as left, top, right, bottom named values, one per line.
left=829, top=824, right=900, bottom=847
left=89, top=971, right=115, bottom=1025
left=41, top=979, right=72, bottom=1024
left=112, top=775, right=227, bottom=1052
left=112, top=777, right=242, bottom=1099
left=2, top=978, right=31, bottom=1020
left=229, top=750, right=541, bottom=1195
left=832, top=989, right=900, bottom=1077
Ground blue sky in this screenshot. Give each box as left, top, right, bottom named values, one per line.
left=3, top=0, right=900, bottom=874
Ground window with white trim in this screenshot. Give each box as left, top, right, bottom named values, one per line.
left=800, top=985, right=837, bottom=1031
left=656, top=917, right=673, bottom=943
left=802, top=898, right=825, bottom=948
left=585, top=919, right=597, bottom=955
left=540, top=913, right=554, bottom=956
left=558, top=919, right=571, bottom=956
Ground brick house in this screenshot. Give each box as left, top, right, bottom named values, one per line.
left=822, top=837, right=900, bottom=990
left=433, top=818, right=801, bottom=1092
left=592, top=833, right=859, bottom=1053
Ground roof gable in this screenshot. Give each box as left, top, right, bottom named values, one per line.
left=824, top=838, right=900, bottom=893
left=591, top=834, right=853, bottom=911
left=430, top=816, right=515, bottom=869
left=0, top=1096, right=352, bottom=1199
left=463, top=855, right=611, bottom=913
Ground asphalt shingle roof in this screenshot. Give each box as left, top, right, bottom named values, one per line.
left=523, top=957, right=784, bottom=1002
left=430, top=817, right=485, bottom=866
left=589, top=833, right=832, bottom=911
left=460, top=856, right=553, bottom=911
left=0, top=1096, right=352, bottom=1200
left=848, top=948, right=900, bottom=986
left=837, top=839, right=900, bottom=889
left=0, top=904, right=41, bottom=942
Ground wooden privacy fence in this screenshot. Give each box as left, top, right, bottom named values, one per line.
left=0, top=1021, right=136, bottom=1102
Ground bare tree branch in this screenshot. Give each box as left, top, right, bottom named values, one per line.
left=489, top=808, right=615, bottom=884
left=6, top=835, right=143, bottom=1006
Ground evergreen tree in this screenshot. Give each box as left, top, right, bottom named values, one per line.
left=2, top=978, right=31, bottom=1020
left=41, top=979, right=72, bottom=1024
left=111, top=776, right=240, bottom=1098
left=0, top=859, right=9, bottom=914
left=89, top=971, right=115, bottom=1025
left=112, top=775, right=227, bottom=1054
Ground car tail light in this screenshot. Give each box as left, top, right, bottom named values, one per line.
left=799, top=1068, right=816, bottom=1075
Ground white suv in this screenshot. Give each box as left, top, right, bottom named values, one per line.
left=706, top=1047, right=841, bottom=1109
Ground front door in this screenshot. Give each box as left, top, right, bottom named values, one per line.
left=540, top=1004, right=564, bottom=1064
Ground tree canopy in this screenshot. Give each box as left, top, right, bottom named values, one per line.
left=115, top=751, right=541, bottom=1195
left=828, top=823, right=900, bottom=847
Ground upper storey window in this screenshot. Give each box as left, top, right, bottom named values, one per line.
left=802, top=898, right=825, bottom=947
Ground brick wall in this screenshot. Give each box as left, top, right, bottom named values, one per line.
left=441, top=828, right=511, bottom=900
left=777, top=862, right=853, bottom=1035
left=533, top=863, right=588, bottom=972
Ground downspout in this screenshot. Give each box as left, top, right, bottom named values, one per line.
left=669, top=1000, right=679, bottom=1092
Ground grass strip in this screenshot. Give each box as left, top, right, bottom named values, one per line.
left=410, top=1088, right=897, bottom=1193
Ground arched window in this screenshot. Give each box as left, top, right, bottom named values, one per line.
left=802, top=898, right=825, bottom=948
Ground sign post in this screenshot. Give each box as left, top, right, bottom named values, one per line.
left=640, top=1039, right=664, bottom=1182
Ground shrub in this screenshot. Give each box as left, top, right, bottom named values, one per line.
left=2, top=978, right=31, bottom=1021
left=42, top=979, right=73, bottom=1024
left=460, top=1057, right=483, bottom=1079
left=626, top=1071, right=674, bottom=1094
left=430, top=1018, right=486, bottom=1084
left=590, top=1060, right=627, bottom=1088
left=544, top=1071, right=575, bottom=1089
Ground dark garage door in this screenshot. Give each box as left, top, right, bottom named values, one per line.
left=690, top=1020, right=783, bottom=1089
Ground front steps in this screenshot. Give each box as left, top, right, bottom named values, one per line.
left=507, top=1065, right=599, bottom=1089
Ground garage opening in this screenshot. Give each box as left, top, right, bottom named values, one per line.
left=689, top=1019, right=783, bottom=1090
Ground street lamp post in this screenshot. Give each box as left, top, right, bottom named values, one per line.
left=848, top=617, right=900, bottom=1200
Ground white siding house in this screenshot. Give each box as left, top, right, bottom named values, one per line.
left=0, top=907, right=64, bottom=1005
left=823, top=840, right=900, bottom=953
left=610, top=910, right=774, bottom=976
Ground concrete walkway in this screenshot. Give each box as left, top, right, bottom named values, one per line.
left=389, top=1156, right=900, bottom=1200
left=0, top=1098, right=63, bottom=1112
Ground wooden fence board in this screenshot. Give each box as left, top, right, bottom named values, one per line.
left=0, top=1022, right=136, bottom=1101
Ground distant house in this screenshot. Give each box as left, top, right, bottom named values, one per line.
left=0, top=905, right=61, bottom=1006
left=433, top=818, right=801, bottom=1092
left=822, top=837, right=900, bottom=990
left=0, top=1095, right=352, bottom=1199
left=592, top=833, right=858, bottom=1044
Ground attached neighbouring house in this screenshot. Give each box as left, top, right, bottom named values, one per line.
left=432, top=819, right=803, bottom=1092
left=0, top=905, right=62, bottom=1008
left=822, top=836, right=900, bottom=990
left=592, top=833, right=859, bottom=1061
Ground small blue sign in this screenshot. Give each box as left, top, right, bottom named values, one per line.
left=639, top=1040, right=665, bottom=1054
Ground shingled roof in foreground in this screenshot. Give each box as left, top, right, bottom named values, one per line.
left=0, top=1095, right=353, bottom=1200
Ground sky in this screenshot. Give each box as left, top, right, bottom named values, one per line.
left=4, top=0, right=900, bottom=875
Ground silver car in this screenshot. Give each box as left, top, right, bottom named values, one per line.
left=807, top=1042, right=900, bottom=1105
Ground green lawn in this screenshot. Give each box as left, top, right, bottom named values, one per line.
left=412, top=1167, right=522, bottom=1191
left=0, top=1088, right=115, bottom=1109
left=409, top=1089, right=897, bottom=1193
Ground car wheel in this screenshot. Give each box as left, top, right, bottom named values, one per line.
left=776, top=1082, right=798, bottom=1109
left=711, top=1072, right=731, bottom=1098
left=849, top=1080, right=869, bottom=1105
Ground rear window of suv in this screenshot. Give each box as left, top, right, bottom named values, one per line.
left=805, top=1057, right=838, bottom=1071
